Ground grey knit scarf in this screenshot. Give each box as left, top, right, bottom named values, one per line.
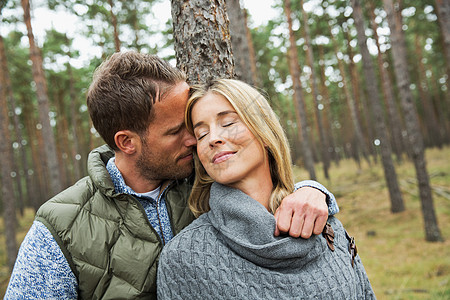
left=207, top=183, right=326, bottom=269
left=157, top=183, right=376, bottom=299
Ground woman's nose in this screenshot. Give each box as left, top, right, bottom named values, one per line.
left=208, top=128, right=224, bottom=148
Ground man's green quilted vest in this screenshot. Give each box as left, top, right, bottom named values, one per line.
left=35, top=145, right=195, bottom=299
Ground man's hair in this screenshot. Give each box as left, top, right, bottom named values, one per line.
left=87, top=51, right=186, bottom=150
left=185, top=79, right=294, bottom=217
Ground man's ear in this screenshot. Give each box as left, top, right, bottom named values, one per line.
left=114, top=130, right=140, bottom=155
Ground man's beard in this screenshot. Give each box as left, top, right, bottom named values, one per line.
left=136, top=142, right=194, bottom=183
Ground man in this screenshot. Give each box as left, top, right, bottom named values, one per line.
left=5, top=52, right=338, bottom=299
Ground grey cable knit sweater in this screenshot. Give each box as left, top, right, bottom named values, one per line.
left=157, top=183, right=376, bottom=299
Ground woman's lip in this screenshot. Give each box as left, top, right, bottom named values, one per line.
left=212, top=151, right=236, bottom=164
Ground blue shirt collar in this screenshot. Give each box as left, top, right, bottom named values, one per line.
left=106, top=157, right=160, bottom=200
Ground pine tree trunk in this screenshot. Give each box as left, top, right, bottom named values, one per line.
left=318, top=45, right=339, bottom=166
left=284, top=0, right=316, bottom=180
left=108, top=0, right=121, bottom=52
left=227, top=0, right=255, bottom=85
left=429, top=65, right=450, bottom=143
left=171, top=0, right=234, bottom=85
left=0, top=35, right=27, bottom=214
left=435, top=0, right=450, bottom=79
left=414, top=35, right=443, bottom=148
left=367, top=1, right=404, bottom=162
left=67, top=60, right=82, bottom=180
left=434, top=0, right=450, bottom=133
left=329, top=25, right=369, bottom=167
left=131, top=3, right=141, bottom=52
left=21, top=94, right=44, bottom=210
left=383, top=0, right=443, bottom=241
left=343, top=27, right=375, bottom=164
left=21, top=0, right=63, bottom=196
left=351, top=0, right=405, bottom=213
left=300, top=0, right=330, bottom=179
left=243, top=9, right=261, bottom=87
left=0, top=44, right=18, bottom=270
left=55, top=87, right=73, bottom=187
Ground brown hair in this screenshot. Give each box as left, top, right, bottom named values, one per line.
left=87, top=51, right=186, bottom=150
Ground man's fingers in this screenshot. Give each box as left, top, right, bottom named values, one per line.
left=273, top=209, right=280, bottom=236
left=274, top=202, right=294, bottom=235
left=288, top=212, right=304, bottom=238
left=312, top=214, right=328, bottom=235
left=300, top=214, right=315, bottom=239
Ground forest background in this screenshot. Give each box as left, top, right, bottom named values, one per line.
left=0, top=0, right=449, bottom=298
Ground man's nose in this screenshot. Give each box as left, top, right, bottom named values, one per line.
left=183, top=130, right=197, bottom=147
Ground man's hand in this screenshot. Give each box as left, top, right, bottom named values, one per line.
left=274, top=187, right=328, bottom=238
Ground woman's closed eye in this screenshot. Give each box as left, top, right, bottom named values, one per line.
left=195, top=131, right=209, bottom=141
left=222, top=122, right=235, bottom=127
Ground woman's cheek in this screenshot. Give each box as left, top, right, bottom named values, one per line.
left=197, top=143, right=209, bottom=166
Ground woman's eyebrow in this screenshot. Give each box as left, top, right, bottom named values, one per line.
left=217, top=110, right=237, bottom=117
left=193, top=110, right=237, bottom=130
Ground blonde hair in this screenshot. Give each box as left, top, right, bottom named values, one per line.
left=185, top=79, right=294, bottom=217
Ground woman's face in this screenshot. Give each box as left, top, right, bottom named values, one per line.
left=190, top=92, right=269, bottom=189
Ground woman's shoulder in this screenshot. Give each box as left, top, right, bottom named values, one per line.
left=161, top=213, right=216, bottom=253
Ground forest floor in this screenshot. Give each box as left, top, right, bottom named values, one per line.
left=0, top=146, right=449, bottom=298
left=293, top=146, right=450, bottom=299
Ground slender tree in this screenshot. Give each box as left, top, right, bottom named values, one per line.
left=0, top=34, right=27, bottom=214
left=351, top=0, right=405, bottom=213
left=343, top=27, right=377, bottom=161
left=383, top=0, right=443, bottom=241
left=0, top=32, right=18, bottom=270
left=227, top=0, right=255, bottom=85
left=21, top=0, right=63, bottom=196
left=171, top=0, right=234, bottom=84
left=284, top=0, right=316, bottom=180
left=367, top=1, right=405, bottom=162
left=414, top=35, right=443, bottom=148
left=300, top=0, right=330, bottom=179
left=329, top=23, right=369, bottom=167
left=243, top=9, right=261, bottom=87
left=318, top=44, right=339, bottom=166
left=108, top=0, right=121, bottom=52
left=435, top=0, right=450, bottom=79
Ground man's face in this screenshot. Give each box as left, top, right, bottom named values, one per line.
left=136, top=81, right=196, bottom=182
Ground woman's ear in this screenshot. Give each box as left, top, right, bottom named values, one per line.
left=114, top=130, right=140, bottom=155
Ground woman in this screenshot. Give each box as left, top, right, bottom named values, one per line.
left=157, top=79, right=375, bottom=299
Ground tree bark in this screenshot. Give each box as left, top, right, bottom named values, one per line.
left=343, top=28, right=375, bottom=163
left=67, top=60, right=82, bottom=180
left=21, top=94, right=46, bottom=210
left=108, top=0, right=121, bottom=52
left=300, top=0, right=330, bottom=179
left=243, top=9, right=261, bottom=87
left=383, top=0, right=442, bottom=241
left=284, top=0, right=316, bottom=180
left=0, top=35, right=27, bottom=214
left=435, top=0, right=450, bottom=79
left=367, top=1, right=404, bottom=162
left=351, top=0, right=405, bottom=213
left=0, top=37, right=18, bottom=270
left=171, top=0, right=234, bottom=85
left=318, top=45, right=339, bottom=166
left=329, top=24, right=369, bottom=167
left=21, top=0, right=63, bottom=196
left=54, top=85, right=72, bottom=187
left=227, top=0, right=255, bottom=85
left=414, top=35, right=443, bottom=148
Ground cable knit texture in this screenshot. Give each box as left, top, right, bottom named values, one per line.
left=158, top=183, right=376, bottom=299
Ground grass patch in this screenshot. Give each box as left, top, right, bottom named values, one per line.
left=294, top=146, right=450, bottom=299
left=1, top=147, right=449, bottom=298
